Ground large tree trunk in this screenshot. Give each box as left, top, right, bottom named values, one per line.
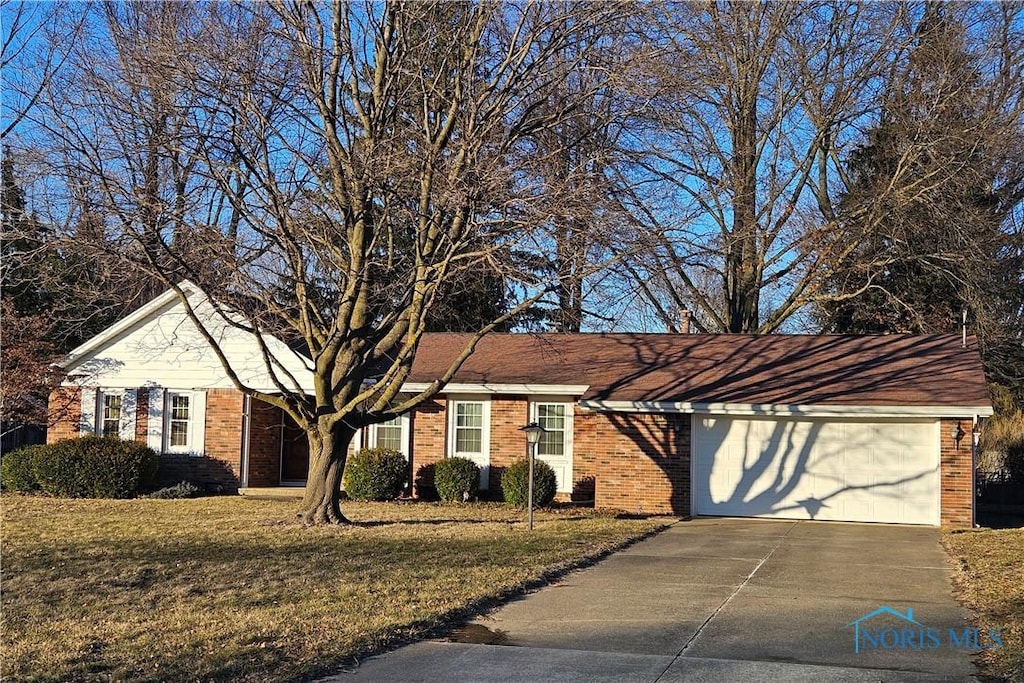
left=298, top=421, right=354, bottom=525
left=726, top=76, right=761, bottom=334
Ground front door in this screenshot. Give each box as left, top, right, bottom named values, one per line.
left=280, top=413, right=309, bottom=484
left=533, top=402, right=573, bottom=493
left=449, top=398, right=491, bottom=489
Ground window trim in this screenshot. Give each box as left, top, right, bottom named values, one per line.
left=164, top=392, right=193, bottom=454
left=446, top=396, right=491, bottom=460
left=86, top=388, right=137, bottom=441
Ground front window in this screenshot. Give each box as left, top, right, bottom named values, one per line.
left=372, top=415, right=403, bottom=452
left=536, top=403, right=566, bottom=457
left=453, top=401, right=484, bottom=455
left=101, top=394, right=122, bottom=438
left=168, top=393, right=191, bottom=450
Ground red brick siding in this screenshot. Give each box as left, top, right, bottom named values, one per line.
left=134, top=389, right=149, bottom=443
left=155, top=453, right=240, bottom=492
left=940, top=417, right=974, bottom=528
left=576, top=410, right=691, bottom=515
left=247, top=398, right=282, bottom=487
left=47, top=387, right=82, bottom=443
left=571, top=405, right=598, bottom=500
left=487, top=396, right=530, bottom=494
left=407, top=398, right=441, bottom=496
left=47, top=386, right=260, bottom=492
left=49, top=387, right=150, bottom=444
left=155, top=389, right=245, bottom=492
left=409, top=398, right=445, bottom=496
left=409, top=396, right=532, bottom=498
left=407, top=398, right=690, bottom=511
left=411, top=397, right=447, bottom=466
left=203, top=389, right=244, bottom=475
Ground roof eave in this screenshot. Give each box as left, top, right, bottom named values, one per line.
left=578, top=400, right=994, bottom=419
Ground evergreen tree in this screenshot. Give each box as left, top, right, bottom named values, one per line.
left=1, top=147, right=52, bottom=316
left=819, top=3, right=1024, bottom=390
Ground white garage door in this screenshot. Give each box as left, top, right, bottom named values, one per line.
left=693, top=416, right=940, bottom=525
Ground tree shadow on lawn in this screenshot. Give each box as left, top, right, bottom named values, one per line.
left=6, top=510, right=672, bottom=682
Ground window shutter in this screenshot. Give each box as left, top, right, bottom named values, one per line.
left=400, top=413, right=411, bottom=459
left=79, top=388, right=97, bottom=435
left=120, top=390, right=138, bottom=441
left=191, top=391, right=206, bottom=455
left=147, top=388, right=164, bottom=451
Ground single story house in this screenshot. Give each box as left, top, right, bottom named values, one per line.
left=48, top=282, right=993, bottom=527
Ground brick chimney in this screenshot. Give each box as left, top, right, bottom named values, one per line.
left=680, top=309, right=692, bottom=334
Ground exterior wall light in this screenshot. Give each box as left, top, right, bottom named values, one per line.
left=950, top=422, right=965, bottom=450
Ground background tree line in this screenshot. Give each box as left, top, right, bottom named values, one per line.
left=2, top=1, right=1021, bottom=519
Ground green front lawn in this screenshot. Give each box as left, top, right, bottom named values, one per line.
left=1, top=496, right=667, bottom=682
left=944, top=527, right=1024, bottom=682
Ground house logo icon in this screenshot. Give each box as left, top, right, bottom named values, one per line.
left=847, top=606, right=921, bottom=653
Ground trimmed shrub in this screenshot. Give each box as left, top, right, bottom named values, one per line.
left=32, top=441, right=85, bottom=497
left=146, top=481, right=202, bottom=499
left=33, top=436, right=159, bottom=498
left=501, top=458, right=557, bottom=508
left=433, top=457, right=480, bottom=503
left=343, top=447, right=408, bottom=501
left=0, top=445, right=44, bottom=492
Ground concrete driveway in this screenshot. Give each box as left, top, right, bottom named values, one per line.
left=329, top=519, right=978, bottom=682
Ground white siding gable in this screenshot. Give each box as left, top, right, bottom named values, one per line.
left=61, top=283, right=314, bottom=394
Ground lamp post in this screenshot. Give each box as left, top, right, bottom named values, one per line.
left=520, top=422, right=544, bottom=531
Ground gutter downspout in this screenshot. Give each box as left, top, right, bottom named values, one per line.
left=240, top=395, right=251, bottom=488
left=971, top=415, right=979, bottom=528
left=278, top=409, right=286, bottom=485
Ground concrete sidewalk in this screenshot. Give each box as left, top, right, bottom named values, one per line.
left=323, top=519, right=978, bottom=682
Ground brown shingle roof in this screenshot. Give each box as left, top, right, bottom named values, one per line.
left=407, top=333, right=991, bottom=407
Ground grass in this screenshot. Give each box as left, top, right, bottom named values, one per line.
left=0, top=495, right=668, bottom=682
left=944, top=527, right=1024, bottom=682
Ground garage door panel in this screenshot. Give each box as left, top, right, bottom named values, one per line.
left=694, top=417, right=939, bottom=525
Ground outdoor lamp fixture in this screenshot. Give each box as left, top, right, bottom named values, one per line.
left=520, top=422, right=545, bottom=531
left=972, top=421, right=982, bottom=448
left=950, top=422, right=966, bottom=451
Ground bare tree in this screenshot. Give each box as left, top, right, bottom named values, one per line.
left=36, top=2, right=624, bottom=523
left=527, top=16, right=636, bottom=332
left=613, top=2, right=909, bottom=333
left=1, top=1, right=85, bottom=141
